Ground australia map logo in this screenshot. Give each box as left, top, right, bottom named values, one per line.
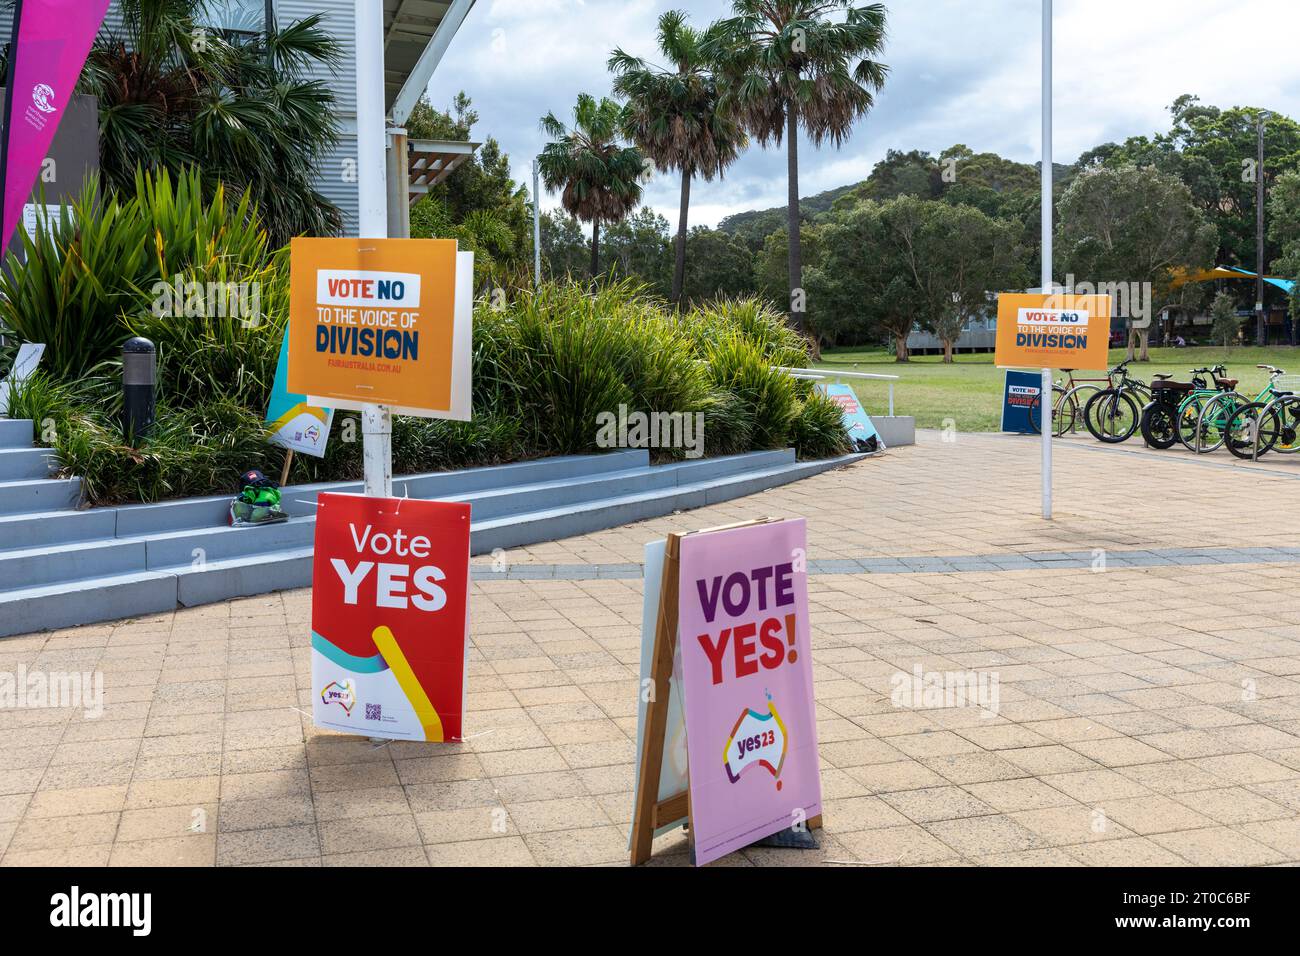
left=320, top=679, right=356, bottom=715
left=723, top=692, right=788, bottom=789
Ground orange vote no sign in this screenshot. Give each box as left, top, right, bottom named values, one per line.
left=287, top=237, right=468, bottom=417
left=994, top=293, right=1113, bottom=371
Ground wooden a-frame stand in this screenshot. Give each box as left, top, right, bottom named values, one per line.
left=628, top=518, right=822, bottom=866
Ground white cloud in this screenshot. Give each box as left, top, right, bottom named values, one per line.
left=430, top=0, right=1300, bottom=230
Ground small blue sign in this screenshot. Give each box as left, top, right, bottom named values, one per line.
left=818, top=383, right=885, bottom=451
left=1001, top=370, right=1042, bottom=434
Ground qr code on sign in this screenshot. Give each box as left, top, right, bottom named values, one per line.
left=365, top=703, right=382, bottom=721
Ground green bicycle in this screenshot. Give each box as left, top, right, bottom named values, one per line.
left=1222, top=366, right=1300, bottom=459
left=1173, top=366, right=1246, bottom=453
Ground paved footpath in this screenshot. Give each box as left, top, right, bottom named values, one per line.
left=3, top=431, right=1300, bottom=866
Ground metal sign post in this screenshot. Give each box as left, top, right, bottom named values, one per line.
left=1040, top=0, right=1053, bottom=520
left=355, top=0, right=392, bottom=498
left=533, top=158, right=542, bottom=290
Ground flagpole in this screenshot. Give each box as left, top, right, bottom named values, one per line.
left=1040, top=0, right=1053, bottom=520
left=355, top=0, right=392, bottom=498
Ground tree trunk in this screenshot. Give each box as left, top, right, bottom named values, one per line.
left=1125, top=324, right=1137, bottom=362
left=894, top=334, right=910, bottom=362
left=785, top=104, right=806, bottom=335
left=943, top=339, right=954, bottom=364
left=672, top=170, right=690, bottom=309
left=590, top=217, right=601, bottom=278
left=1138, top=328, right=1150, bottom=361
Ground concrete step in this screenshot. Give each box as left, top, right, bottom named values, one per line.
left=0, top=447, right=56, bottom=480
left=470, top=452, right=861, bottom=554
left=0, top=570, right=179, bottom=637
left=100, top=448, right=652, bottom=538
left=0, top=419, right=34, bottom=448
left=0, top=450, right=864, bottom=637
left=0, top=538, right=146, bottom=589
left=0, top=461, right=671, bottom=582
left=0, top=451, right=803, bottom=581
left=173, top=548, right=314, bottom=608
left=0, top=509, right=119, bottom=551
left=0, top=476, right=81, bottom=515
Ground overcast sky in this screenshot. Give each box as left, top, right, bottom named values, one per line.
left=432, top=0, right=1300, bottom=230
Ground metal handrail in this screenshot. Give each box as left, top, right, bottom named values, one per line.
left=773, top=367, right=900, bottom=416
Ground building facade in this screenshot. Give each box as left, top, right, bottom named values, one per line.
left=0, top=0, right=476, bottom=235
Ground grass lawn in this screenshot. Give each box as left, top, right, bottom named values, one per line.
left=815, top=345, right=1300, bottom=432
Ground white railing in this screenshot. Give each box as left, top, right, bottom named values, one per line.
left=773, top=367, right=900, bottom=417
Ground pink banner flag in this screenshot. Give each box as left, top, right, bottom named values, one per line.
left=0, top=0, right=110, bottom=252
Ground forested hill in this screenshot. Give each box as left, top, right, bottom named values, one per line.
left=716, top=183, right=858, bottom=246
left=716, top=147, right=1073, bottom=250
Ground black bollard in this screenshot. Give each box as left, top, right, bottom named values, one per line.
left=122, top=337, right=156, bottom=443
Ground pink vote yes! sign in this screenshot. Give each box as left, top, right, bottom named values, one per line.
left=678, top=519, right=822, bottom=865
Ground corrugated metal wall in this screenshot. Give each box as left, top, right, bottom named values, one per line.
left=276, top=0, right=361, bottom=233
left=275, top=0, right=357, bottom=114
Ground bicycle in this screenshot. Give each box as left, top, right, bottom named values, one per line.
left=1025, top=382, right=1063, bottom=435
left=1173, top=366, right=1246, bottom=453
left=1222, top=366, right=1300, bottom=459
left=1028, top=368, right=1112, bottom=437
left=1139, top=367, right=1213, bottom=449
left=1082, top=360, right=1151, bottom=443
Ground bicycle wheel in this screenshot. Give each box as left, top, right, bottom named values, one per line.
left=1224, top=402, right=1279, bottom=459
left=1182, top=393, right=1241, bottom=453
left=1270, top=397, right=1300, bottom=453
left=1140, top=402, right=1178, bottom=449
left=1175, top=397, right=1208, bottom=451
left=1084, top=389, right=1139, bottom=443
left=1027, top=394, right=1042, bottom=434
left=1053, top=386, right=1079, bottom=437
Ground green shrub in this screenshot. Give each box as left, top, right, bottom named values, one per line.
left=5, top=369, right=119, bottom=444
left=0, top=183, right=151, bottom=379
left=700, top=331, right=799, bottom=449
left=791, top=390, right=852, bottom=460
left=127, top=171, right=286, bottom=410
left=13, top=271, right=845, bottom=506
left=698, top=388, right=756, bottom=457
left=49, top=399, right=278, bottom=505
left=684, top=297, right=811, bottom=368
left=393, top=413, right=526, bottom=473
left=0, top=167, right=283, bottom=404
left=499, top=279, right=712, bottom=455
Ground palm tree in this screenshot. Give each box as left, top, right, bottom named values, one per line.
left=609, top=10, right=746, bottom=307
left=708, top=1, right=888, bottom=334
left=77, top=0, right=342, bottom=244
left=538, top=94, right=645, bottom=277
